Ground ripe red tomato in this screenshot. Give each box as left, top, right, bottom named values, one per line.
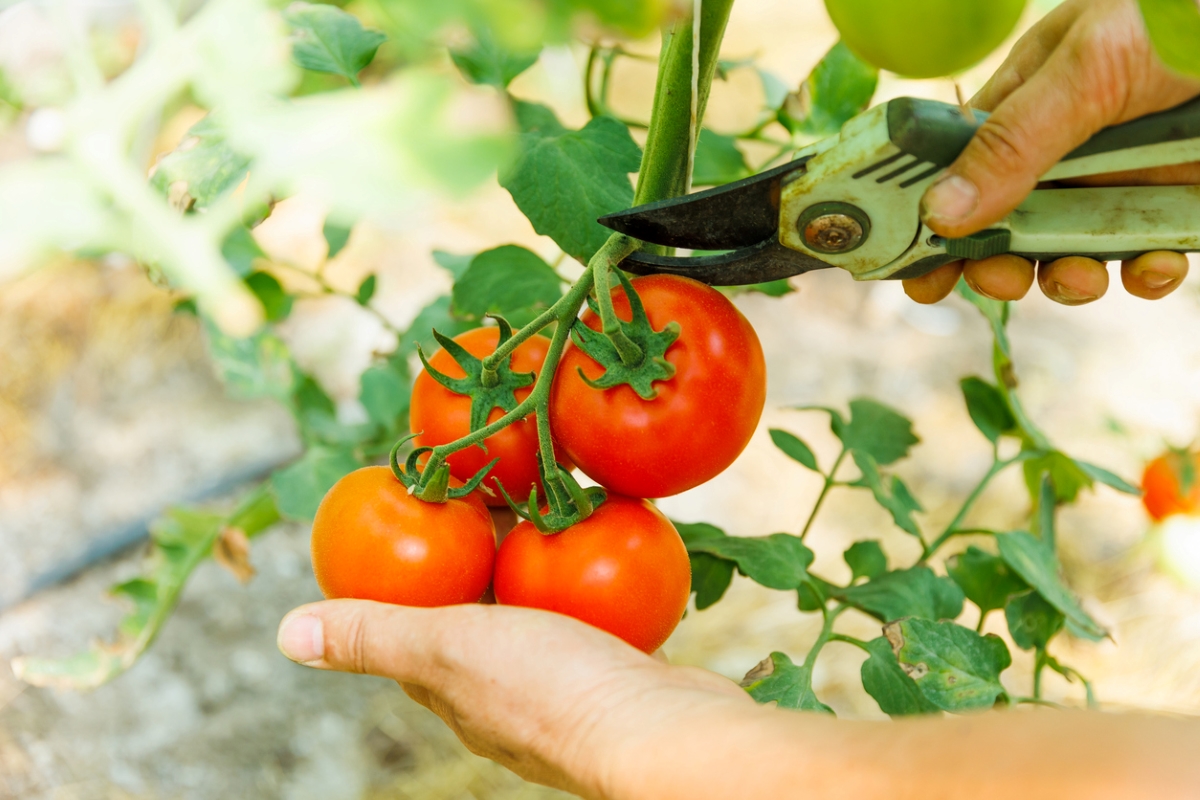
left=311, top=466, right=495, bottom=606
left=1143, top=449, right=1200, bottom=522
left=410, top=327, right=571, bottom=506
left=549, top=274, right=766, bottom=498
left=493, top=494, right=691, bottom=653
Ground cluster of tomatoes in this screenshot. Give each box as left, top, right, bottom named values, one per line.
left=310, top=275, right=768, bottom=652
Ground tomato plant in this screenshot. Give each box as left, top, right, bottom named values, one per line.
left=494, top=494, right=691, bottom=653
left=410, top=326, right=571, bottom=506
left=1142, top=448, right=1200, bottom=521
left=310, top=466, right=496, bottom=606
left=550, top=274, right=766, bottom=498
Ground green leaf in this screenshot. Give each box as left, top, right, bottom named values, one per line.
left=355, top=273, right=377, bottom=306
left=692, top=129, right=749, bottom=186
left=852, top=451, right=923, bottom=539
left=221, top=226, right=266, bottom=277
left=271, top=446, right=362, bottom=521
left=1004, top=590, right=1065, bottom=651
left=844, top=540, right=887, bottom=582
left=687, top=533, right=813, bottom=591
left=284, top=2, right=387, bottom=83
left=995, top=531, right=1106, bottom=641
left=1139, top=0, right=1200, bottom=77
left=886, top=618, right=1010, bottom=712
left=797, top=574, right=841, bottom=612
left=397, top=295, right=474, bottom=359
left=499, top=102, right=642, bottom=262
left=203, top=321, right=294, bottom=402
left=860, top=636, right=941, bottom=718
left=946, top=545, right=1028, bottom=615
left=839, top=398, right=919, bottom=466
left=1023, top=450, right=1093, bottom=504
left=960, top=377, right=1015, bottom=443
left=245, top=271, right=293, bottom=322
left=783, top=41, right=878, bottom=137
left=451, top=245, right=563, bottom=321
left=450, top=26, right=540, bottom=88
left=432, top=250, right=474, bottom=281
left=839, top=566, right=964, bottom=623
left=292, top=373, right=376, bottom=448
left=740, top=279, right=794, bottom=297
left=359, top=361, right=411, bottom=430
left=742, top=652, right=834, bottom=714
left=769, top=428, right=819, bottom=472
left=674, top=522, right=735, bottom=610
left=149, top=116, right=250, bottom=212
left=323, top=221, right=352, bottom=260
left=1075, top=460, right=1140, bottom=495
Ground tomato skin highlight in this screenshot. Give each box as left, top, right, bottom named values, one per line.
left=410, top=327, right=571, bottom=506
left=493, top=494, right=691, bottom=654
left=1143, top=450, right=1200, bottom=522
left=549, top=274, right=766, bottom=498
left=310, top=466, right=496, bottom=606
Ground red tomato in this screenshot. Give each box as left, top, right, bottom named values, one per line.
left=549, top=274, right=766, bottom=498
left=311, top=466, right=495, bottom=606
left=493, top=494, right=691, bottom=653
left=410, top=327, right=571, bottom=506
left=1143, top=449, right=1200, bottom=522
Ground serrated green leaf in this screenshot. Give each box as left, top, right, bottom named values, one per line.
left=323, top=221, right=351, bottom=259
left=995, top=531, right=1106, bottom=641
left=221, top=226, right=266, bottom=277
left=783, top=41, right=877, bottom=137
left=451, top=244, right=563, bottom=321
left=1139, top=0, right=1200, bottom=77
left=947, top=545, right=1027, bottom=615
left=203, top=321, right=294, bottom=402
left=284, top=2, right=387, bottom=83
left=839, top=398, right=919, bottom=466
left=450, top=26, right=540, bottom=88
left=960, top=376, right=1015, bottom=443
left=359, top=361, right=410, bottom=429
left=844, top=540, right=887, bottom=582
left=272, top=446, right=362, bottom=521
left=769, top=428, right=819, bottom=471
left=687, top=533, right=813, bottom=591
left=886, top=618, right=1011, bottom=712
left=149, top=116, right=250, bottom=211
left=675, top=521, right=736, bottom=609
left=839, top=566, right=963, bottom=623
left=852, top=451, right=923, bottom=539
left=432, top=250, right=473, bottom=280
left=692, top=128, right=749, bottom=186
left=355, top=273, right=377, bottom=306
left=1005, top=590, right=1065, bottom=651
left=742, top=652, right=834, bottom=713
left=860, top=636, right=941, bottom=718
left=499, top=102, right=641, bottom=261
left=245, top=271, right=293, bottom=322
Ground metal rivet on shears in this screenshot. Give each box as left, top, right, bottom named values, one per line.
left=796, top=202, right=871, bottom=254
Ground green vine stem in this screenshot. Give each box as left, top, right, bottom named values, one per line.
left=920, top=454, right=1027, bottom=560
left=800, top=446, right=849, bottom=540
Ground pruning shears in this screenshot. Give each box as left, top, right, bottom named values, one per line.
left=598, top=96, right=1200, bottom=285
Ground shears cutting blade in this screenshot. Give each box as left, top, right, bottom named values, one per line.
left=599, top=97, right=1200, bottom=286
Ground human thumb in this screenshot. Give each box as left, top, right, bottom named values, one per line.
left=277, top=599, right=431, bottom=680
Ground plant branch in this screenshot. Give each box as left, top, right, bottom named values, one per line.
left=922, top=455, right=1023, bottom=560
left=801, top=446, right=847, bottom=540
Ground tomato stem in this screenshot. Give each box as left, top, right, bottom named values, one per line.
left=800, top=447, right=848, bottom=540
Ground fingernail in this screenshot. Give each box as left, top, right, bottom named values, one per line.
left=921, top=174, right=980, bottom=223
left=1140, top=270, right=1178, bottom=289
left=963, top=272, right=1001, bottom=301
left=278, top=613, right=324, bottom=664
left=1049, top=281, right=1098, bottom=305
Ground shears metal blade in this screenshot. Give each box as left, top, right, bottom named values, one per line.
left=598, top=96, right=1200, bottom=286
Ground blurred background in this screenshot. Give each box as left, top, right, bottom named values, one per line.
left=4, top=0, right=1200, bottom=797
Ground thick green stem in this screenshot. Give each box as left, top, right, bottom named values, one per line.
left=804, top=603, right=847, bottom=670
left=801, top=447, right=847, bottom=540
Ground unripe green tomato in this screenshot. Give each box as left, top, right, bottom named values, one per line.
left=824, top=0, right=1026, bottom=79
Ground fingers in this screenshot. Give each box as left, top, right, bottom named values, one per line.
left=1038, top=256, right=1110, bottom=305
left=1121, top=251, right=1189, bottom=299
left=971, top=0, right=1082, bottom=111
left=902, top=260, right=963, bottom=304
left=963, top=254, right=1035, bottom=300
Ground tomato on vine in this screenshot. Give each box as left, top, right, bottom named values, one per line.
left=410, top=326, right=571, bottom=506
left=310, top=466, right=495, bottom=606
left=493, top=494, right=691, bottom=653
left=1142, top=448, right=1200, bottom=522
left=549, top=274, right=766, bottom=499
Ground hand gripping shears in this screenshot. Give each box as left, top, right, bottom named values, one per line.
left=598, top=96, right=1200, bottom=285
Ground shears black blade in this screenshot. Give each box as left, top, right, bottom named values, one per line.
left=597, top=156, right=811, bottom=250
left=619, top=238, right=833, bottom=286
